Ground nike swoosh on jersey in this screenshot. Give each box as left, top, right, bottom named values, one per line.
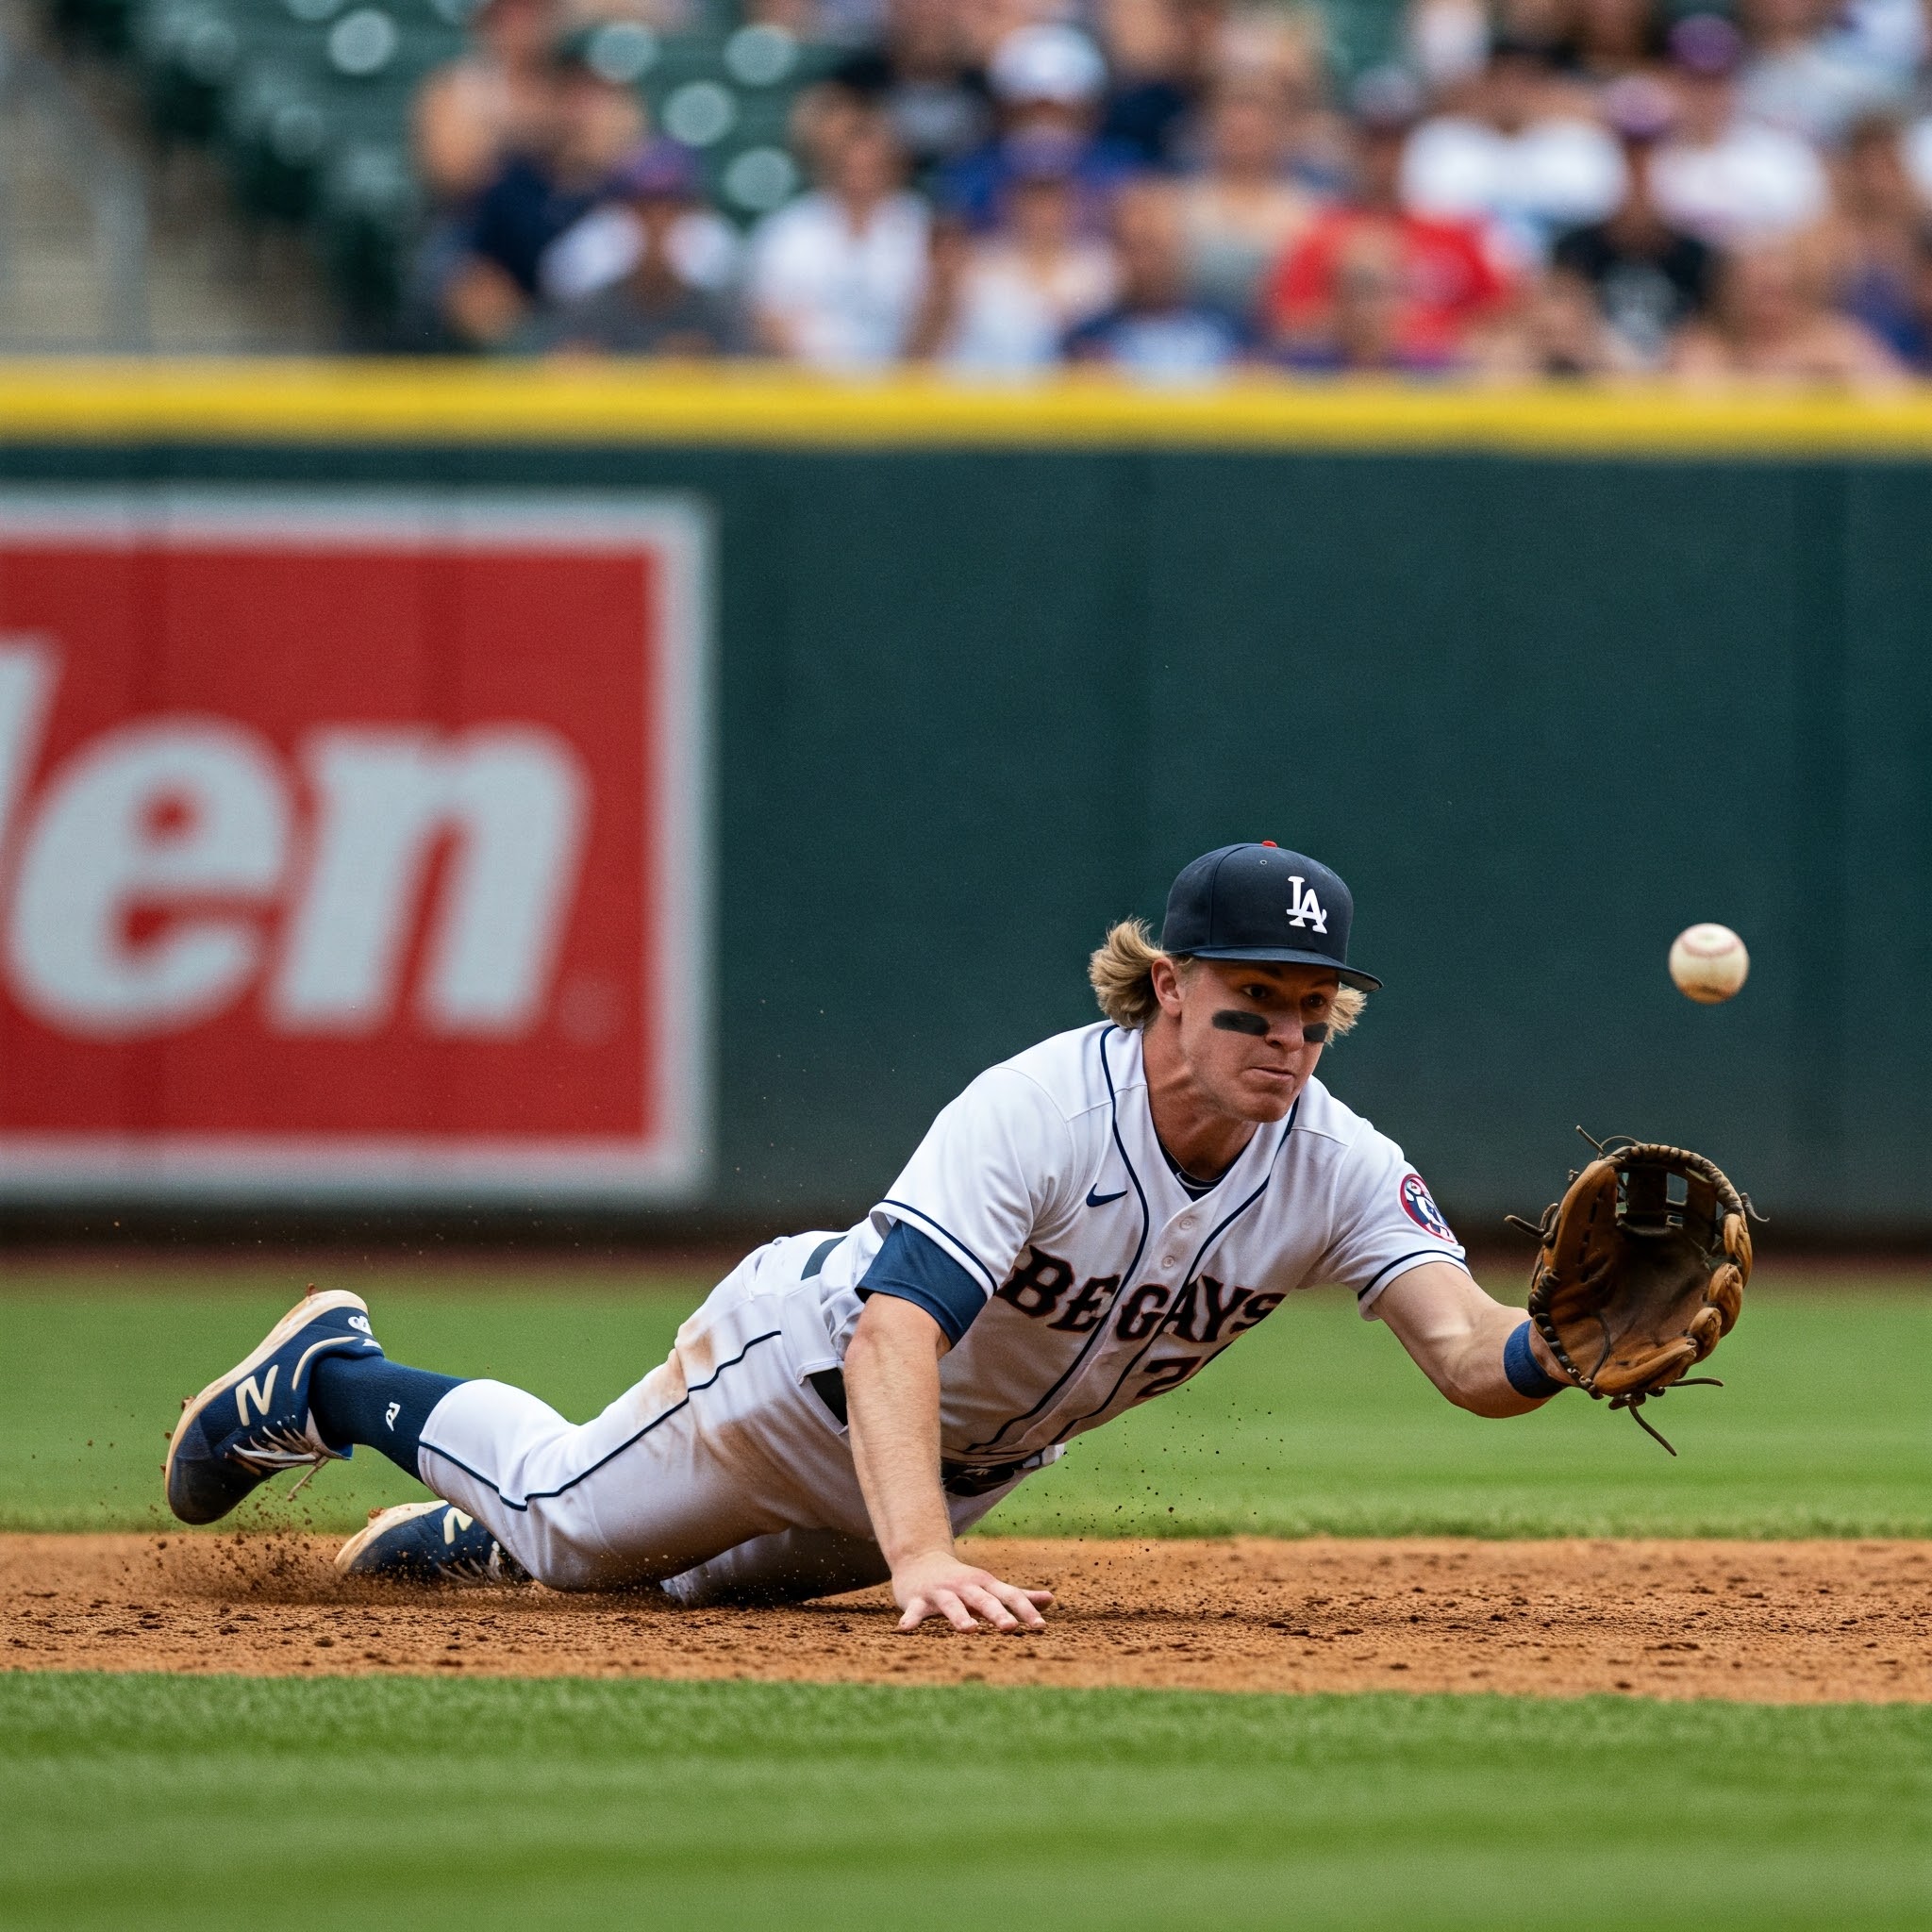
left=1085, top=1185, right=1128, bottom=1207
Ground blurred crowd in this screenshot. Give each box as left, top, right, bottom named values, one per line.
left=407, top=0, right=1932, bottom=383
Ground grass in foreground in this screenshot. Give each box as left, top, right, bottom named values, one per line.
left=4, top=1674, right=1928, bottom=1932
left=1, top=1264, right=1925, bottom=1538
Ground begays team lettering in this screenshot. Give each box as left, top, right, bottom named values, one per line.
left=995, top=1248, right=1284, bottom=1345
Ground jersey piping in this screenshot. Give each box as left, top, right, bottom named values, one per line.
left=419, top=1328, right=785, bottom=1511
left=967, top=1031, right=1298, bottom=1457
left=1357, top=1246, right=1465, bottom=1300
left=965, top=1024, right=1152, bottom=1455
left=1054, top=1103, right=1298, bottom=1438
left=878, top=1198, right=1001, bottom=1297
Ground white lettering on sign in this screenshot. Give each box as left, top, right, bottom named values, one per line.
left=0, top=488, right=709, bottom=1207
left=0, top=640, right=54, bottom=881
left=270, top=728, right=589, bottom=1037
left=0, top=645, right=591, bottom=1042
left=8, top=719, right=290, bottom=1036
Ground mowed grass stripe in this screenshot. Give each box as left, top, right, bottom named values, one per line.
left=3, top=1674, right=1928, bottom=1931
left=4, top=1269, right=1926, bottom=1538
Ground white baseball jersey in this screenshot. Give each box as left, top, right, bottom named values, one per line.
left=415, top=1019, right=1469, bottom=1601
left=806, top=1021, right=1469, bottom=1470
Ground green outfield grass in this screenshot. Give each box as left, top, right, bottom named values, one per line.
left=4, top=1674, right=1928, bottom=1932
left=1, top=1262, right=1924, bottom=1539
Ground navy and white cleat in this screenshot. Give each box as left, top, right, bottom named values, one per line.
left=164, top=1289, right=382, bottom=1525
left=335, top=1502, right=528, bottom=1584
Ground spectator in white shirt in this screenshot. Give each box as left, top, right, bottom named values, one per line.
left=1400, top=39, right=1626, bottom=267
left=539, top=141, right=741, bottom=309
left=1651, top=13, right=1831, bottom=247
left=917, top=141, right=1117, bottom=372
left=747, top=108, right=931, bottom=368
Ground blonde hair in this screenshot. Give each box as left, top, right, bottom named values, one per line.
left=1087, top=918, right=1367, bottom=1037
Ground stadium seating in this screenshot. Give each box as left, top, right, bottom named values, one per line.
left=43, top=0, right=1401, bottom=341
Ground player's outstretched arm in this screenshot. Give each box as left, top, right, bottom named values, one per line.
left=843, top=1293, right=1055, bottom=1634
left=1374, top=1261, right=1574, bottom=1418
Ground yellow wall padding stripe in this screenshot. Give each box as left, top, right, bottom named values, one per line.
left=4, top=361, right=1932, bottom=454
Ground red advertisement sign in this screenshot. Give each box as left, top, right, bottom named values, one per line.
left=0, top=491, right=709, bottom=1201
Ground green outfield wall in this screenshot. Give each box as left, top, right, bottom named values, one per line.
left=1, top=370, right=1927, bottom=1237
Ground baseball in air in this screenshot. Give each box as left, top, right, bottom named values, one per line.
left=1669, top=924, right=1749, bottom=1004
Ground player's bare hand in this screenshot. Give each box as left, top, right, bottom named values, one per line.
left=891, top=1551, right=1054, bottom=1634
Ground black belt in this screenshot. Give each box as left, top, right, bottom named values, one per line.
left=806, top=1368, right=1039, bottom=1498
left=807, top=1367, right=849, bottom=1424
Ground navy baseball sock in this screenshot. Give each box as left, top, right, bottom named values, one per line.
left=309, top=1357, right=464, bottom=1480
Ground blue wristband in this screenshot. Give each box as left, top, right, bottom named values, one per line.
left=1504, top=1320, right=1566, bottom=1400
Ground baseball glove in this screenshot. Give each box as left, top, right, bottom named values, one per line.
left=1509, top=1136, right=1754, bottom=1454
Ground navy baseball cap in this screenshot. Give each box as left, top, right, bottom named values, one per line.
left=1161, top=843, right=1382, bottom=991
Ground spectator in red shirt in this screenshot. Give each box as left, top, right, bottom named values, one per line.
left=1265, top=68, right=1513, bottom=369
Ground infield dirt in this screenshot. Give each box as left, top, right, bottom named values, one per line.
left=4, top=1534, right=1928, bottom=1702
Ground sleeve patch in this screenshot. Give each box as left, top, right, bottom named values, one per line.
left=1399, top=1173, right=1456, bottom=1243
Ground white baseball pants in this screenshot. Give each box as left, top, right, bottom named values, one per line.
left=412, top=1235, right=1024, bottom=1604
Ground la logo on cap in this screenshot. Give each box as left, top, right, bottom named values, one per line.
left=1286, top=877, right=1327, bottom=933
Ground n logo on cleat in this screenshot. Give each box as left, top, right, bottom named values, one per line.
left=443, top=1509, right=475, bottom=1543
left=234, top=1366, right=279, bottom=1425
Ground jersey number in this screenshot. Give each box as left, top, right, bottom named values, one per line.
left=1136, top=1357, right=1202, bottom=1403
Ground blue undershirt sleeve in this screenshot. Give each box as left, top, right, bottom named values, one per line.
left=858, top=1222, right=990, bottom=1347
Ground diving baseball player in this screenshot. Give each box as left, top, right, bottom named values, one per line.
left=166, top=842, right=1581, bottom=1632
